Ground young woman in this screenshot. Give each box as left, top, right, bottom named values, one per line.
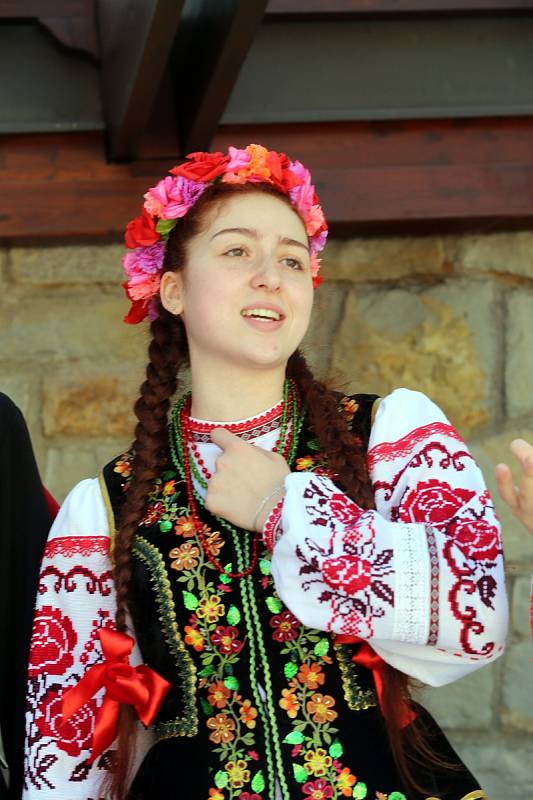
left=24, top=146, right=507, bottom=800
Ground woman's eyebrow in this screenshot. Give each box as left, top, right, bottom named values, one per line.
left=279, top=236, right=309, bottom=253
left=210, top=227, right=257, bottom=241
left=210, top=227, right=309, bottom=252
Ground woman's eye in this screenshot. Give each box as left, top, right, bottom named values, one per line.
left=282, top=256, right=303, bottom=270
left=224, top=247, right=246, bottom=257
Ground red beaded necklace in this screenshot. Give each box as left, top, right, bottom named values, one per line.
left=175, top=385, right=300, bottom=580
left=179, top=403, right=274, bottom=579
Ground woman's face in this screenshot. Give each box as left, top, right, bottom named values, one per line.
left=161, top=191, right=314, bottom=375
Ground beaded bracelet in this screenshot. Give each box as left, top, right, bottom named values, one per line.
left=262, top=497, right=285, bottom=552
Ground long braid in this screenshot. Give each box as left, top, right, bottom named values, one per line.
left=287, top=349, right=374, bottom=509
left=109, top=308, right=188, bottom=800
left=287, top=348, right=454, bottom=796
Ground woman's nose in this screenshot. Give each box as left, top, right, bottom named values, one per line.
left=250, top=257, right=281, bottom=291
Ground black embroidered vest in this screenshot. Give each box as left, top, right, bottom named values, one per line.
left=103, top=395, right=481, bottom=800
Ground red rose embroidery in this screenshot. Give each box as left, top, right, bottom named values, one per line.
left=170, top=152, right=229, bottom=182
left=448, top=518, right=500, bottom=562
left=323, top=555, right=372, bottom=594
left=400, top=480, right=475, bottom=525
left=36, top=689, right=96, bottom=757
left=28, top=606, right=76, bottom=677
left=329, top=493, right=363, bottom=525
left=124, top=208, right=159, bottom=249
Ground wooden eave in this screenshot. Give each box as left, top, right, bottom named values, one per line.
left=3, top=118, right=533, bottom=240
left=3, top=1, right=533, bottom=240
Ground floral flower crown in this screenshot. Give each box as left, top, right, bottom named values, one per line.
left=121, top=144, right=328, bottom=324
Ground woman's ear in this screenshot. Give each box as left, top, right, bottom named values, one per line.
left=160, top=270, right=185, bottom=316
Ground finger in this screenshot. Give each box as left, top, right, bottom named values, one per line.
left=509, top=439, right=533, bottom=511
left=510, top=439, right=533, bottom=476
left=495, top=463, right=519, bottom=510
left=209, top=427, right=242, bottom=450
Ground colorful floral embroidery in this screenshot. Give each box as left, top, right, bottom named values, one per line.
left=259, top=556, right=375, bottom=799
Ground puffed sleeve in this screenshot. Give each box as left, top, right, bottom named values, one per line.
left=268, top=388, right=508, bottom=686
left=23, top=478, right=152, bottom=799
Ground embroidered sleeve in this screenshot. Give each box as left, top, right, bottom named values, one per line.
left=270, top=388, right=508, bottom=686
left=23, top=478, right=152, bottom=798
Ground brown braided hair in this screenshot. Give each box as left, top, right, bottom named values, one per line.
left=108, top=182, right=452, bottom=799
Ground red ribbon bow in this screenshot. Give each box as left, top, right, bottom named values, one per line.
left=335, top=636, right=416, bottom=729
left=61, top=628, right=171, bottom=763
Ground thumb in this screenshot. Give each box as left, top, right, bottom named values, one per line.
left=209, top=427, right=241, bottom=450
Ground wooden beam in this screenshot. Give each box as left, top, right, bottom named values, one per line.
left=266, top=0, right=533, bottom=13
left=173, top=0, right=269, bottom=154
left=3, top=119, right=533, bottom=239
left=97, top=0, right=185, bottom=160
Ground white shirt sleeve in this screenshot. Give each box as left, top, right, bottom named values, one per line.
left=270, top=388, right=508, bottom=687
left=23, top=478, right=152, bottom=799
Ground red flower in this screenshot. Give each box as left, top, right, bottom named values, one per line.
left=125, top=209, right=160, bottom=249
left=210, top=626, right=243, bottom=655
left=170, top=152, right=229, bottom=182
left=269, top=610, right=300, bottom=642
left=302, top=779, right=334, bottom=799
left=448, top=518, right=500, bottom=561
left=400, top=480, right=476, bottom=525
left=239, top=794, right=262, bottom=800
left=267, top=150, right=300, bottom=192
left=142, top=501, right=165, bottom=526
left=28, top=606, right=76, bottom=677
left=36, top=688, right=96, bottom=757
left=329, top=493, right=363, bottom=525
left=123, top=296, right=149, bottom=325
left=323, top=556, right=372, bottom=594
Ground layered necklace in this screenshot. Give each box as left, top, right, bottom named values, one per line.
left=168, top=379, right=303, bottom=579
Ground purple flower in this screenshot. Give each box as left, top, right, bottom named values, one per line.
left=147, top=297, right=160, bottom=321
left=122, top=241, right=165, bottom=278
left=310, top=229, right=328, bottom=252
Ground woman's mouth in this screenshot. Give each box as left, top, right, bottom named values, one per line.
left=241, top=308, right=283, bottom=321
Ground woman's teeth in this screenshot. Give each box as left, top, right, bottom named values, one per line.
left=241, top=309, right=282, bottom=321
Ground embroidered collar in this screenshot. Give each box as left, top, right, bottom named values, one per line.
left=187, top=399, right=283, bottom=443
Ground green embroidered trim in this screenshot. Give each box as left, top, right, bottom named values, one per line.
left=243, top=569, right=291, bottom=800
left=232, top=530, right=278, bottom=798
left=333, top=643, right=377, bottom=712
left=132, top=535, right=198, bottom=739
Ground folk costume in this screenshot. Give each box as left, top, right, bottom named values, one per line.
left=23, top=387, right=506, bottom=800
left=0, top=394, right=57, bottom=799
left=23, top=147, right=506, bottom=800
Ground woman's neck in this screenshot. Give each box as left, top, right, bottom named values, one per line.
left=189, top=366, right=286, bottom=422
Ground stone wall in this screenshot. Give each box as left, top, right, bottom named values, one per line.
left=1, top=232, right=532, bottom=798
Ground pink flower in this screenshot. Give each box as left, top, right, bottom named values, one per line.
left=305, top=204, right=327, bottom=237
left=288, top=161, right=314, bottom=215
left=143, top=192, right=164, bottom=217
left=145, top=176, right=206, bottom=220
left=226, top=146, right=251, bottom=172
left=126, top=273, right=161, bottom=302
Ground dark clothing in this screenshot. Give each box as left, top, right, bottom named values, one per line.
left=0, top=394, right=52, bottom=799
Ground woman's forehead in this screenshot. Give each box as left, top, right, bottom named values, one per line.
left=203, top=192, right=306, bottom=239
